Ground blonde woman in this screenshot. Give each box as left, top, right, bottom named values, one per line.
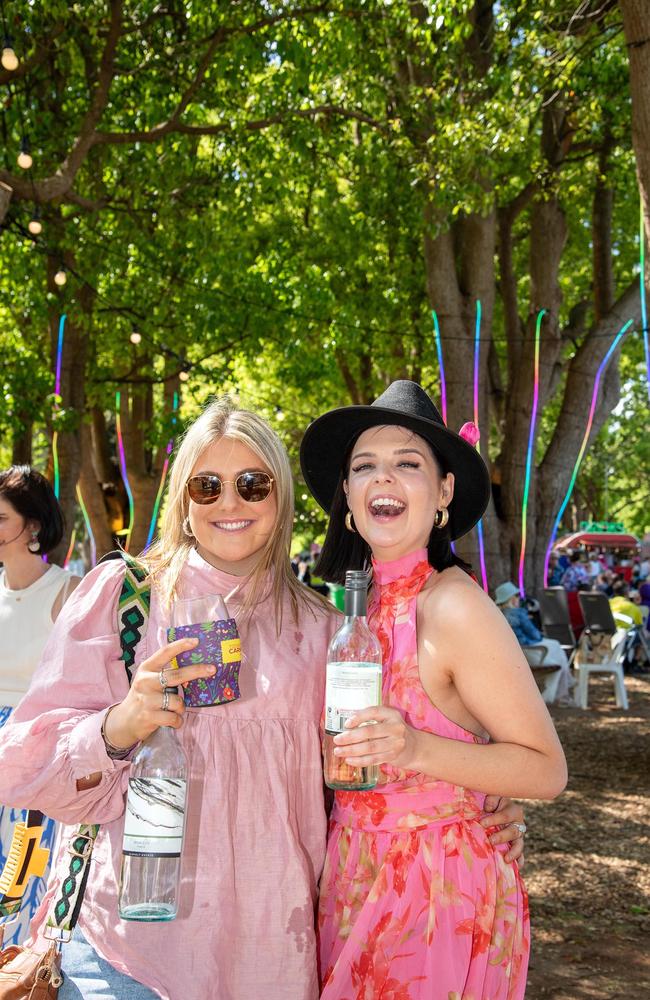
left=0, top=399, right=335, bottom=1000
left=0, top=399, right=528, bottom=1000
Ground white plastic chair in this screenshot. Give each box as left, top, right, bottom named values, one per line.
left=522, top=645, right=563, bottom=704
left=575, top=629, right=629, bottom=710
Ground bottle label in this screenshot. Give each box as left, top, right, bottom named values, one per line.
left=325, top=661, right=382, bottom=734
left=122, top=778, right=186, bottom=858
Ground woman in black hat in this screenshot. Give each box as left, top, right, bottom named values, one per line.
left=300, top=381, right=567, bottom=1000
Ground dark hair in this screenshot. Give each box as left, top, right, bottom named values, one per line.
left=612, top=580, right=629, bottom=598
left=0, top=465, right=64, bottom=555
left=316, top=438, right=472, bottom=584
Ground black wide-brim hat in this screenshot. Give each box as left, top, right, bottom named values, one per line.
left=300, top=380, right=491, bottom=541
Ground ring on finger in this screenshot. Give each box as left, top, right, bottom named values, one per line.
left=162, top=688, right=170, bottom=712
left=512, top=821, right=527, bottom=836
left=159, top=668, right=167, bottom=689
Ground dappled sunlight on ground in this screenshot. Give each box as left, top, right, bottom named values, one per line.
left=525, top=675, right=650, bottom=998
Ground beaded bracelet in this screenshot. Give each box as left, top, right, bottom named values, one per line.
left=101, top=706, right=138, bottom=760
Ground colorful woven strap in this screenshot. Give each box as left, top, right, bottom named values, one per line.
left=44, top=824, right=100, bottom=941
left=1, top=553, right=151, bottom=936
left=38, top=552, right=149, bottom=942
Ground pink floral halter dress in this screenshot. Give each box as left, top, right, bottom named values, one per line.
left=318, top=548, right=530, bottom=1000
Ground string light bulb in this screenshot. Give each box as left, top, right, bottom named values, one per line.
left=28, top=208, right=42, bottom=235
left=130, top=331, right=142, bottom=345
left=54, top=265, right=67, bottom=287
left=17, top=137, right=32, bottom=170
left=1, top=37, right=18, bottom=72
left=179, top=370, right=190, bottom=382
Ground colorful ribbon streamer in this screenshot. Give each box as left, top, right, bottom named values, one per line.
left=431, top=310, right=448, bottom=426
left=518, top=310, right=545, bottom=598
left=52, top=314, right=66, bottom=499
left=543, top=319, right=634, bottom=586
left=640, top=201, right=649, bottom=405
left=76, top=485, right=97, bottom=568
left=473, top=300, right=488, bottom=592
left=145, top=392, right=179, bottom=549
left=115, top=390, right=135, bottom=551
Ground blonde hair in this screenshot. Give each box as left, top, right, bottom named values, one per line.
left=142, top=396, right=327, bottom=630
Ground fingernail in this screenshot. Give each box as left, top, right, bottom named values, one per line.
left=344, top=718, right=356, bottom=728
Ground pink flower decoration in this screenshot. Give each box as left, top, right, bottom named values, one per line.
left=459, top=421, right=480, bottom=447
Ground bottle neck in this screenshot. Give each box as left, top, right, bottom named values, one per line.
left=344, top=588, right=368, bottom=618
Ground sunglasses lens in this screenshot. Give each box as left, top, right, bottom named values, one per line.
left=187, top=475, right=222, bottom=504
left=236, top=472, right=273, bottom=502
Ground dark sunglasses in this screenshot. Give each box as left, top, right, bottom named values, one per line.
left=186, top=472, right=275, bottom=505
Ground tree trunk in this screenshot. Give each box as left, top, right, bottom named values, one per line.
left=47, top=260, right=93, bottom=566
left=12, top=422, right=32, bottom=465
left=78, top=421, right=114, bottom=562
left=620, top=0, right=650, bottom=247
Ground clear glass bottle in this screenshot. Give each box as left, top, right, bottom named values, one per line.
left=323, top=569, right=382, bottom=790
left=118, top=710, right=187, bottom=922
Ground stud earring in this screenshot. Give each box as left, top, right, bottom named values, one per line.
left=344, top=511, right=356, bottom=533
left=27, top=531, right=40, bottom=553
left=433, top=507, right=449, bottom=530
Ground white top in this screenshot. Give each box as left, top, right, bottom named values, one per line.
left=0, top=564, right=73, bottom=707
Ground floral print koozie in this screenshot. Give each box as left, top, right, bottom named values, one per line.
left=168, top=619, right=242, bottom=707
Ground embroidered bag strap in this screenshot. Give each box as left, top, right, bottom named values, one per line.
left=43, top=552, right=151, bottom=942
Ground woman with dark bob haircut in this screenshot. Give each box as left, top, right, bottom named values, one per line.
left=300, top=380, right=567, bottom=1000
left=0, top=465, right=80, bottom=945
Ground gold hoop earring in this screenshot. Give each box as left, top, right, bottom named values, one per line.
left=345, top=511, right=356, bottom=533
left=433, top=507, right=449, bottom=530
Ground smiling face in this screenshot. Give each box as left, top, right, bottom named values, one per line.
left=187, top=436, right=278, bottom=576
left=344, top=424, right=454, bottom=562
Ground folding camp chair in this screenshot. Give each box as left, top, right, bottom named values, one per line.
left=539, top=588, right=579, bottom=667
left=575, top=591, right=629, bottom=710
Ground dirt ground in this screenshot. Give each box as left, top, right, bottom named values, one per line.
left=524, top=674, right=650, bottom=999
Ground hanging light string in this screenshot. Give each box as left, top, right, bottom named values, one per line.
left=473, top=299, right=488, bottom=593
left=144, top=390, right=179, bottom=549
left=517, top=309, right=545, bottom=598
left=543, top=318, right=634, bottom=587
left=115, top=389, right=135, bottom=551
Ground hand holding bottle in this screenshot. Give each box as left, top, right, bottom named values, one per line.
left=333, top=705, right=422, bottom=771
left=104, top=637, right=216, bottom=750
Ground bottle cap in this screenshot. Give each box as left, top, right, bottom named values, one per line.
left=344, top=570, right=369, bottom=590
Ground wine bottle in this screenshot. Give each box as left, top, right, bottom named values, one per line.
left=323, top=569, right=382, bottom=790
left=118, top=701, right=187, bottom=922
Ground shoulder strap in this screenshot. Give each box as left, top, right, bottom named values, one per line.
left=44, top=551, right=152, bottom=941
left=0, top=552, right=152, bottom=938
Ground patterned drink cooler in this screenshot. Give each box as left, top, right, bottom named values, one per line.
left=167, top=619, right=242, bottom=707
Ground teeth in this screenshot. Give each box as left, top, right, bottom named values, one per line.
left=370, top=498, right=405, bottom=511
left=215, top=521, right=250, bottom=531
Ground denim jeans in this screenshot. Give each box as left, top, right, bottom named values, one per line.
left=59, top=926, right=159, bottom=999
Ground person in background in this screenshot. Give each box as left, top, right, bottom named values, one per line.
left=495, top=581, right=575, bottom=705
left=547, top=552, right=564, bottom=587
left=0, top=465, right=81, bottom=945
left=595, top=571, right=614, bottom=597
left=638, top=574, right=650, bottom=628
left=609, top=580, right=643, bottom=629
left=561, top=551, right=590, bottom=592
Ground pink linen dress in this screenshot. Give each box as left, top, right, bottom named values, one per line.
left=0, top=547, right=337, bottom=1000
left=318, top=549, right=530, bottom=1000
